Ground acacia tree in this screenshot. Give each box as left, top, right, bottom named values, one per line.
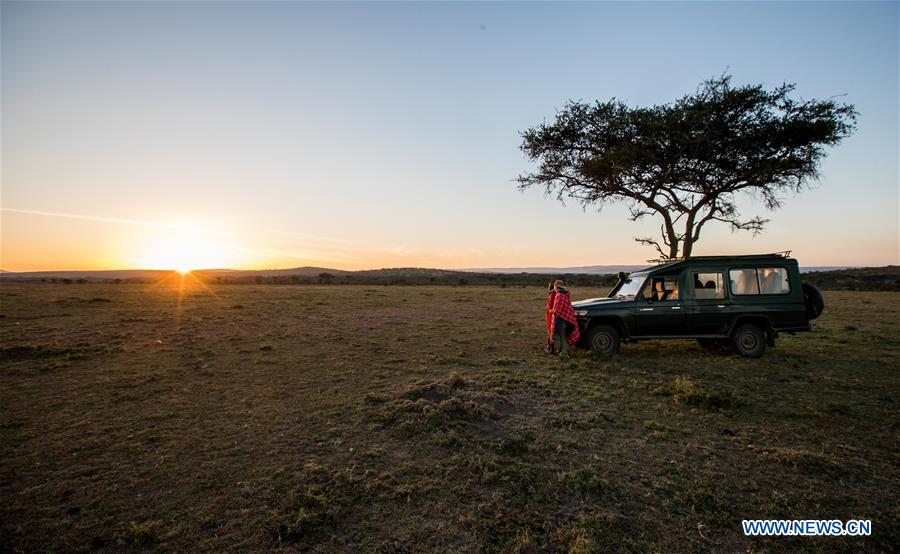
left=518, top=75, right=857, bottom=259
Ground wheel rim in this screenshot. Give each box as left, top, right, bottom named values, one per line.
left=593, top=332, right=612, bottom=351
left=739, top=331, right=759, bottom=351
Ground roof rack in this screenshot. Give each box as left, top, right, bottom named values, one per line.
left=645, top=257, right=683, bottom=264
left=644, top=251, right=792, bottom=264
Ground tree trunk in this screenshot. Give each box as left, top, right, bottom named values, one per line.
left=661, top=214, right=679, bottom=259
left=668, top=243, right=679, bottom=259
left=682, top=236, right=694, bottom=258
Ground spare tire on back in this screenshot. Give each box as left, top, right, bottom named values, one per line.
left=802, top=283, right=825, bottom=320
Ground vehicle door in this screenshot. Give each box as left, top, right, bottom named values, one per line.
left=684, top=269, right=732, bottom=335
left=633, top=272, right=686, bottom=336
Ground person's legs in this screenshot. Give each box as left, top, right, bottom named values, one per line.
left=552, top=320, right=562, bottom=353
left=555, top=316, right=569, bottom=357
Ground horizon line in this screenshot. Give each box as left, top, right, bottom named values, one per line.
left=0, top=263, right=881, bottom=275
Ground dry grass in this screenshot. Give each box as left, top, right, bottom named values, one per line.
left=1, top=283, right=898, bottom=552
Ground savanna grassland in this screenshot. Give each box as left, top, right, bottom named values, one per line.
left=1, top=281, right=898, bottom=552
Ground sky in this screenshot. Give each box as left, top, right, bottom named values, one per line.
left=1, top=1, right=898, bottom=272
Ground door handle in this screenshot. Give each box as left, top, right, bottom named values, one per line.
left=671, top=306, right=681, bottom=310
left=639, top=308, right=654, bottom=312
left=717, top=305, right=729, bottom=308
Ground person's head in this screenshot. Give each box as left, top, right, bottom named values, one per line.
left=553, top=279, right=567, bottom=292
left=655, top=281, right=664, bottom=292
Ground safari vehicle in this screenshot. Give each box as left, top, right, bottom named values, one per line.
left=573, top=253, right=825, bottom=358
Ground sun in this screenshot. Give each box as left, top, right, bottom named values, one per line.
left=139, top=228, right=238, bottom=272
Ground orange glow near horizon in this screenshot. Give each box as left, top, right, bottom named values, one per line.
left=1, top=206, right=897, bottom=273
left=135, top=227, right=243, bottom=273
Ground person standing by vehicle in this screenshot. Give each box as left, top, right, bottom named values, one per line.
left=545, top=282, right=557, bottom=353
left=550, top=280, right=581, bottom=358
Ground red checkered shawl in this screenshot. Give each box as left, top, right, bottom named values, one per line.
left=545, top=290, right=556, bottom=339
left=550, top=290, right=581, bottom=345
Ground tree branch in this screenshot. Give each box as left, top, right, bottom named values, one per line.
left=635, top=237, right=667, bottom=259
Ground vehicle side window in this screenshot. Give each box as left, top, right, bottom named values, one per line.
left=758, top=267, right=790, bottom=294
left=728, top=267, right=791, bottom=295
left=730, top=269, right=760, bottom=295
left=643, top=275, right=681, bottom=302
left=690, top=272, right=725, bottom=299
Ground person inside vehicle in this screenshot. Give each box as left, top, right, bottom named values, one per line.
left=669, top=282, right=679, bottom=300
left=654, top=280, right=668, bottom=301
left=761, top=268, right=783, bottom=294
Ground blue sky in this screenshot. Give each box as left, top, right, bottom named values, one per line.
left=2, top=1, right=897, bottom=270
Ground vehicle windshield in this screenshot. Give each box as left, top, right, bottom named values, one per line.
left=613, top=271, right=648, bottom=299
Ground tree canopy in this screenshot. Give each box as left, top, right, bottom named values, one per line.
left=518, top=75, right=857, bottom=259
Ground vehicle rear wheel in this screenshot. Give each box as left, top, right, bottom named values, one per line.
left=732, top=324, right=766, bottom=358
left=586, top=324, right=620, bottom=355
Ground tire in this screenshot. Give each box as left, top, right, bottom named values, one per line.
left=586, top=324, right=620, bottom=355
left=802, top=283, right=825, bottom=320
left=732, top=324, right=766, bottom=358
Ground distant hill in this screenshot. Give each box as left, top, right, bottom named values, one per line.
left=0, top=269, right=173, bottom=281
left=0, top=266, right=617, bottom=287
left=191, top=267, right=617, bottom=287
left=1, top=265, right=897, bottom=290
left=800, top=266, right=900, bottom=291
left=465, top=264, right=859, bottom=274
left=462, top=265, right=647, bottom=275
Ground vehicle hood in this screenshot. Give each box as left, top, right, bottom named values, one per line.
left=572, top=297, right=630, bottom=310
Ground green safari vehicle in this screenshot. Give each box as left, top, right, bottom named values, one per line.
left=573, top=253, right=825, bottom=358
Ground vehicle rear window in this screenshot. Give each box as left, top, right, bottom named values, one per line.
left=729, top=267, right=790, bottom=295
left=758, top=267, right=790, bottom=294
left=690, top=272, right=725, bottom=299
left=730, top=269, right=760, bottom=295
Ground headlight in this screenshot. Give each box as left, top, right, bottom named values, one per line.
left=575, top=310, right=588, bottom=317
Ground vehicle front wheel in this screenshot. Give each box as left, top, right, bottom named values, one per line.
left=586, top=324, right=620, bottom=355
left=732, top=324, right=766, bottom=358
